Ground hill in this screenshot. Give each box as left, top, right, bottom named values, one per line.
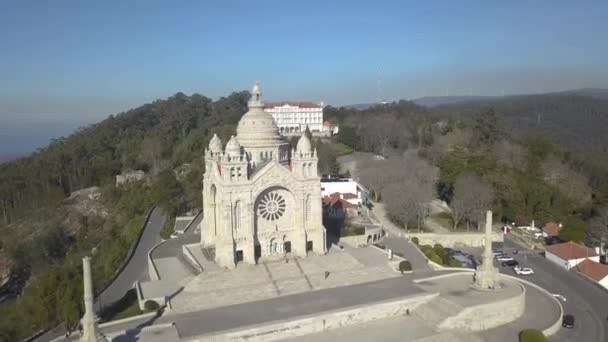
left=413, top=95, right=498, bottom=107
left=434, top=94, right=608, bottom=161
left=547, top=88, right=608, bottom=100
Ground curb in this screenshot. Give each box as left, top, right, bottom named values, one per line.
left=98, top=311, right=157, bottom=329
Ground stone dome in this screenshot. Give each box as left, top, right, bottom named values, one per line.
left=296, top=133, right=312, bottom=153
left=209, top=133, right=223, bottom=153
left=225, top=135, right=242, bottom=158
left=236, top=82, right=283, bottom=148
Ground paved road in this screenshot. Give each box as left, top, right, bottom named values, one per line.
left=37, top=207, right=165, bottom=342
left=383, top=236, right=432, bottom=272
left=502, top=236, right=608, bottom=342
left=97, top=207, right=166, bottom=308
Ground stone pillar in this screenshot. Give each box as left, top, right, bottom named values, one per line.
left=81, top=257, right=108, bottom=342
left=474, top=210, right=500, bottom=289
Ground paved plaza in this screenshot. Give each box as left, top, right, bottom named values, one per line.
left=170, top=245, right=400, bottom=313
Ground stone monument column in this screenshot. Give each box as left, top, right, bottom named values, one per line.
left=81, top=257, right=108, bottom=342
left=474, top=210, right=500, bottom=289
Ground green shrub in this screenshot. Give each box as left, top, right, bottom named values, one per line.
left=419, top=244, right=433, bottom=254
left=399, top=260, right=412, bottom=273
left=425, top=250, right=443, bottom=265
left=143, top=300, right=160, bottom=312
left=448, top=257, right=462, bottom=267
left=160, top=216, right=174, bottom=240
left=519, top=329, right=547, bottom=342
left=433, top=244, right=445, bottom=260
left=411, top=237, right=419, bottom=245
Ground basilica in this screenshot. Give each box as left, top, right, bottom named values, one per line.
left=199, top=82, right=327, bottom=268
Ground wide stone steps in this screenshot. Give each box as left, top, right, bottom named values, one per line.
left=413, top=297, right=463, bottom=328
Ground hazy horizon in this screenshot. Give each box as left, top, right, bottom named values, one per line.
left=2, top=1, right=608, bottom=155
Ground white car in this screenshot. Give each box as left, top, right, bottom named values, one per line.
left=552, top=294, right=567, bottom=302
left=496, top=255, right=514, bottom=262
left=514, top=266, right=534, bottom=275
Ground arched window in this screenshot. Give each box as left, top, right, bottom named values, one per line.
left=302, top=164, right=306, bottom=176
left=230, top=167, right=235, bottom=180
left=233, top=201, right=241, bottom=231
left=305, top=194, right=311, bottom=221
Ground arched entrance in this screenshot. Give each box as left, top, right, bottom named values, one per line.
left=254, top=186, right=296, bottom=259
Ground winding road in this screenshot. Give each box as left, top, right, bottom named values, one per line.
left=97, top=207, right=166, bottom=308
left=503, top=236, right=608, bottom=342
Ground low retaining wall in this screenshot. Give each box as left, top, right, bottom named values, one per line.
left=439, top=282, right=526, bottom=331
left=406, top=232, right=503, bottom=247
left=182, top=244, right=204, bottom=273
left=191, top=293, right=438, bottom=341
left=339, top=235, right=368, bottom=246
left=148, top=239, right=167, bottom=281
left=414, top=271, right=563, bottom=337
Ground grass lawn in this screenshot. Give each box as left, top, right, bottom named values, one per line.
left=100, top=289, right=143, bottom=322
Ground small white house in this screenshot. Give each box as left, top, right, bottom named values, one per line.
left=545, top=241, right=599, bottom=270
left=575, top=259, right=608, bottom=289
left=320, top=176, right=368, bottom=206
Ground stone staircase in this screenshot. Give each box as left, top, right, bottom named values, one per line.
left=413, top=296, right=463, bottom=329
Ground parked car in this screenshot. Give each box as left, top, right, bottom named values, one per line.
left=562, top=314, right=575, bottom=328
left=502, top=260, right=519, bottom=267
left=496, top=255, right=514, bottom=262
left=514, top=266, right=534, bottom=275
left=492, top=250, right=504, bottom=256
left=552, top=294, right=567, bottom=302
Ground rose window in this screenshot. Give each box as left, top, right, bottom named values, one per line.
left=258, top=192, right=286, bottom=221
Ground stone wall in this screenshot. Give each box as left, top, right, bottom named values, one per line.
left=438, top=282, right=526, bottom=332
left=191, top=293, right=438, bottom=341
left=406, top=232, right=503, bottom=247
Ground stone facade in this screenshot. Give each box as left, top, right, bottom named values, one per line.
left=199, top=82, right=327, bottom=269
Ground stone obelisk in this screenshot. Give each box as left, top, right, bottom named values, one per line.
left=474, top=210, right=500, bottom=289
left=81, top=257, right=108, bottom=342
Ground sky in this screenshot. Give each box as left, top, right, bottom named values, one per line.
left=1, top=0, right=608, bottom=155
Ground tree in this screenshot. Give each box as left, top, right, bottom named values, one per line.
left=473, top=107, right=502, bottom=146
left=451, top=173, right=494, bottom=230
left=586, top=206, right=608, bottom=246
left=558, top=216, right=587, bottom=242
left=337, top=125, right=361, bottom=149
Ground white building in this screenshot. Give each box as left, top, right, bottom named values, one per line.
left=264, top=101, right=324, bottom=135
left=320, top=176, right=368, bottom=206
left=545, top=241, right=599, bottom=270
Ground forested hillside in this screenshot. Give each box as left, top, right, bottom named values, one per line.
left=435, top=94, right=608, bottom=161
left=0, top=91, right=249, bottom=340
left=0, top=87, right=347, bottom=340
left=330, top=97, right=608, bottom=245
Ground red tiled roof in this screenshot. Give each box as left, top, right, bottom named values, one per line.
left=575, top=259, right=608, bottom=282
left=265, top=101, right=321, bottom=109
left=543, top=222, right=561, bottom=237
left=545, top=241, right=597, bottom=260
left=341, top=193, right=358, bottom=200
